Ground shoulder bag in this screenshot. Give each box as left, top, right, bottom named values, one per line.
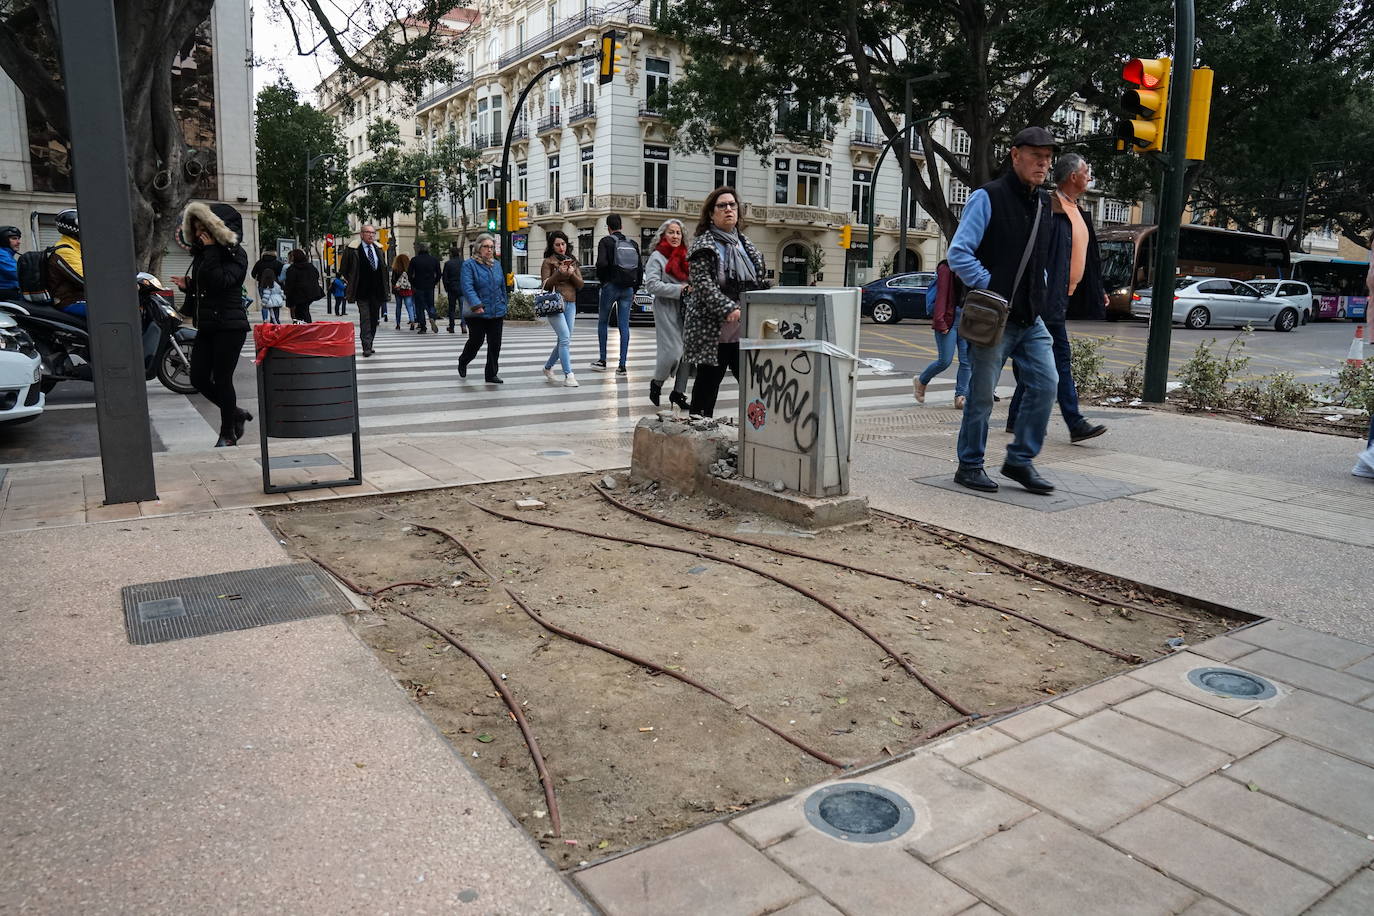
left=533, top=290, right=565, bottom=317
left=958, top=194, right=1044, bottom=349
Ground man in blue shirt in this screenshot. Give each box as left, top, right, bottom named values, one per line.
left=0, top=226, right=22, bottom=302
left=947, top=126, right=1060, bottom=494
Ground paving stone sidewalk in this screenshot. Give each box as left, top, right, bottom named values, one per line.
left=576, top=621, right=1374, bottom=916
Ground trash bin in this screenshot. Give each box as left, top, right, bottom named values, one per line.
left=253, top=322, right=362, bottom=494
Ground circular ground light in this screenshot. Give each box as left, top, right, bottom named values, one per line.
left=536, top=449, right=573, bottom=457
left=1187, top=667, right=1277, bottom=700
left=803, top=783, right=915, bottom=844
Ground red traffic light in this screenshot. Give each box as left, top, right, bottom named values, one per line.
left=325, top=234, right=334, bottom=244
left=1122, top=58, right=1165, bottom=88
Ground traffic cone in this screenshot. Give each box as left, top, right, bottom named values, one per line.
left=1347, top=325, right=1365, bottom=368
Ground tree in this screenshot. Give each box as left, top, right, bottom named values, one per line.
left=255, top=80, right=348, bottom=253
left=429, top=131, right=481, bottom=250
left=351, top=117, right=430, bottom=249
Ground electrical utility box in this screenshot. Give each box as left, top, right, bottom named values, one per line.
left=738, top=287, right=861, bottom=497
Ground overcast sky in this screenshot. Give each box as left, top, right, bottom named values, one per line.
left=252, top=2, right=344, bottom=102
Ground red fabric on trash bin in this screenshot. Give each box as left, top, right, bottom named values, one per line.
left=254, top=322, right=356, bottom=364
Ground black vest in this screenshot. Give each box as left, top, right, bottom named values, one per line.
left=974, top=170, right=1053, bottom=325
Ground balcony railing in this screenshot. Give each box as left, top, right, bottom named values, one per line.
left=747, top=204, right=851, bottom=225
left=534, top=200, right=556, bottom=216
left=850, top=130, right=882, bottom=149
left=567, top=101, right=596, bottom=124
left=638, top=101, right=665, bottom=119
left=536, top=111, right=562, bottom=134
left=951, top=204, right=965, bottom=221
left=473, top=132, right=502, bottom=150
left=498, top=6, right=616, bottom=69
left=418, top=76, right=474, bottom=113
left=509, top=119, right=530, bottom=142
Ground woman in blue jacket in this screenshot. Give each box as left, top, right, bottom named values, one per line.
left=458, top=234, right=508, bottom=383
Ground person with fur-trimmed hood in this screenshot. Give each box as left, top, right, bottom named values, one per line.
left=171, top=201, right=251, bottom=448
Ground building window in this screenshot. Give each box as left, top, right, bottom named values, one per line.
left=581, top=146, right=594, bottom=198
left=547, top=0, right=558, bottom=27
left=950, top=127, right=971, bottom=155
left=580, top=58, right=596, bottom=106
left=515, top=18, right=526, bottom=48
left=490, top=95, right=504, bottom=138
left=1059, top=107, right=1084, bottom=137
left=548, top=154, right=561, bottom=212
left=795, top=159, right=823, bottom=207
left=517, top=162, right=528, bottom=203
left=774, top=158, right=790, bottom=204
left=645, top=58, right=670, bottom=106
left=1103, top=199, right=1129, bottom=223
left=644, top=145, right=669, bottom=208
left=714, top=152, right=738, bottom=190
left=854, top=97, right=877, bottom=139
left=851, top=169, right=872, bottom=223
left=949, top=178, right=970, bottom=206
left=577, top=227, right=594, bottom=266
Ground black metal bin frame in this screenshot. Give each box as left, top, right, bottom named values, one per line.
left=256, top=349, right=362, bottom=493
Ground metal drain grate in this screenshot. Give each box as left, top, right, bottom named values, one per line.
left=1187, top=667, right=1278, bottom=700
left=804, top=783, right=915, bottom=843
left=121, top=562, right=352, bottom=645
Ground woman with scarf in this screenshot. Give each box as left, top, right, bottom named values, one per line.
left=171, top=202, right=251, bottom=447
left=643, top=218, right=691, bottom=409
left=457, top=234, right=508, bottom=384
left=683, top=187, right=766, bottom=417
left=538, top=230, right=583, bottom=387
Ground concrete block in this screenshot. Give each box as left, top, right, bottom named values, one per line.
left=1306, top=868, right=1374, bottom=915
left=1245, top=690, right=1374, bottom=766
left=1105, top=806, right=1331, bottom=916
left=1177, top=900, right=1243, bottom=916
left=703, top=474, right=869, bottom=529
left=1114, top=691, right=1278, bottom=757
left=933, top=725, right=1019, bottom=767
left=1225, top=739, right=1374, bottom=834
left=1062, top=709, right=1231, bottom=785
left=1165, top=776, right=1374, bottom=885
left=767, top=830, right=976, bottom=916
left=879, top=754, right=1035, bottom=862
left=936, top=813, right=1197, bottom=916
left=1230, top=620, right=1374, bottom=670
left=629, top=416, right=734, bottom=495
left=1234, top=649, right=1374, bottom=704
left=574, top=823, right=805, bottom=916
left=731, top=796, right=805, bottom=849
left=1190, top=634, right=1265, bottom=663
left=770, top=897, right=845, bottom=916
left=968, top=732, right=1177, bottom=832
left=990, top=703, right=1075, bottom=741
left=1050, top=675, right=1151, bottom=717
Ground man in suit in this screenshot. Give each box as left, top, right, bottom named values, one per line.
left=339, top=224, right=388, bottom=356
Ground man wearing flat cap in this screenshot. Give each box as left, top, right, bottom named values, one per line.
left=947, top=125, right=1060, bottom=495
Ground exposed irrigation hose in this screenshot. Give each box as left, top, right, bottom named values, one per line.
left=384, top=514, right=847, bottom=769
left=871, top=509, right=1203, bottom=626
left=591, top=485, right=1146, bottom=664
left=277, top=531, right=564, bottom=837
left=466, top=497, right=976, bottom=718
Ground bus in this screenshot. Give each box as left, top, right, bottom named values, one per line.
left=1097, top=224, right=1290, bottom=320
left=1289, top=255, right=1369, bottom=321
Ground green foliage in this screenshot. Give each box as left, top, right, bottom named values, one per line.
left=1176, top=335, right=1252, bottom=411
left=506, top=291, right=535, bottom=321
left=417, top=199, right=451, bottom=254
left=255, top=80, right=349, bottom=250
left=351, top=119, right=429, bottom=226
left=1069, top=335, right=1111, bottom=396
left=1233, top=372, right=1313, bottom=424
left=429, top=132, right=482, bottom=242
left=1323, top=361, right=1374, bottom=417
left=1117, top=362, right=1145, bottom=400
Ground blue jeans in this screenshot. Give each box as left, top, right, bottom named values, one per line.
left=918, top=307, right=972, bottom=397
left=957, top=317, right=1058, bottom=469
left=1006, top=320, right=1086, bottom=432
left=413, top=286, right=436, bottom=323
left=598, top=283, right=633, bottom=365
left=395, top=294, right=415, bottom=325
left=544, top=299, right=576, bottom=375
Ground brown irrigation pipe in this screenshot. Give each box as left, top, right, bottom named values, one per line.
left=386, top=514, right=847, bottom=769
left=591, top=485, right=1147, bottom=663
left=466, top=497, right=977, bottom=718
left=872, top=509, right=1203, bottom=626
left=283, top=538, right=564, bottom=837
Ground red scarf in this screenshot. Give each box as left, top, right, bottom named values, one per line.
left=656, top=238, right=689, bottom=281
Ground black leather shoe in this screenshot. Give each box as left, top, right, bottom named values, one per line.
left=669, top=391, right=690, bottom=411
left=214, top=435, right=237, bottom=448
left=1070, top=423, right=1107, bottom=443
left=458, top=363, right=467, bottom=378
left=362, top=349, right=374, bottom=357
left=649, top=380, right=662, bottom=406
left=486, top=376, right=504, bottom=384
left=954, top=467, right=999, bottom=492
left=233, top=409, right=252, bottom=441
left=1001, top=462, right=1054, bottom=494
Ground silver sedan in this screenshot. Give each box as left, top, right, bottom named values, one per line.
left=1131, top=277, right=1301, bottom=332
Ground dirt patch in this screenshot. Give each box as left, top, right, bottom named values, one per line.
left=263, top=473, right=1239, bottom=868
left=1086, top=399, right=1368, bottom=438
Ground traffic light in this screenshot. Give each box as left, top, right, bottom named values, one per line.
left=324, top=233, right=335, bottom=267
left=378, top=227, right=391, bottom=250
left=485, top=197, right=499, bottom=232
left=417, top=176, right=428, bottom=199
left=838, top=224, right=852, bottom=249
left=1186, top=67, right=1214, bottom=161
left=1116, top=57, right=1171, bottom=153
left=506, top=200, right=530, bottom=231
left=599, top=30, right=622, bottom=85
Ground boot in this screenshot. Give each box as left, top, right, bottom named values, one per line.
left=430, top=318, right=438, bottom=333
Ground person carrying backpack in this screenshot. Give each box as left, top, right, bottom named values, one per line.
left=0, top=226, right=22, bottom=303
left=592, top=212, right=640, bottom=375
left=45, top=209, right=86, bottom=318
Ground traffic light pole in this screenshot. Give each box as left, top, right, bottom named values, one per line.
left=865, top=112, right=949, bottom=268
left=1143, top=0, right=1195, bottom=403
left=497, top=52, right=599, bottom=280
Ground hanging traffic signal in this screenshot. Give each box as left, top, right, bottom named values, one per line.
left=377, top=227, right=391, bottom=250
left=506, top=200, right=529, bottom=231
left=1185, top=67, right=1214, bottom=161
left=1116, top=57, right=1171, bottom=153
left=485, top=197, right=499, bottom=232
left=417, top=176, right=428, bottom=199
left=599, top=30, right=622, bottom=85
left=838, top=224, right=852, bottom=249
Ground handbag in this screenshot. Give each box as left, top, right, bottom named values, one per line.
left=533, top=290, right=565, bottom=317
left=958, top=194, right=1044, bottom=348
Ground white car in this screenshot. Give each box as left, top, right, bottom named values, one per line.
left=1132, top=277, right=1302, bottom=332
left=0, top=311, right=44, bottom=425
left=1248, top=279, right=1314, bottom=325
left=514, top=273, right=544, bottom=292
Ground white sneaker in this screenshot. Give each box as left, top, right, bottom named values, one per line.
left=563, top=373, right=579, bottom=387
left=542, top=367, right=557, bottom=383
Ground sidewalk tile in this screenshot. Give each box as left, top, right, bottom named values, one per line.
left=767, top=830, right=975, bottom=916
left=933, top=726, right=1018, bottom=767
left=0, top=512, right=84, bottom=531
left=1062, top=709, right=1232, bottom=785
left=731, top=798, right=805, bottom=848
left=879, top=754, right=1035, bottom=862
left=1105, top=806, right=1331, bottom=916
left=1177, top=900, right=1242, bottom=916
left=771, top=897, right=844, bottom=916
left=1050, top=675, right=1151, bottom=717
left=1306, top=868, right=1374, bottom=915
left=1164, top=775, right=1374, bottom=885
left=84, top=503, right=144, bottom=523
left=1126, top=651, right=1267, bottom=715
left=1245, top=690, right=1374, bottom=766
left=957, top=906, right=1004, bottom=916
left=213, top=491, right=291, bottom=509
left=1189, top=634, right=1262, bottom=663
left=1230, top=620, right=1374, bottom=670
left=1113, top=691, right=1278, bottom=757
left=574, top=823, right=805, bottom=916
left=968, top=732, right=1176, bottom=832
left=1344, top=655, right=1374, bottom=680
left=1225, top=739, right=1374, bottom=834
left=991, top=704, right=1074, bottom=741
left=1232, top=649, right=1374, bottom=704
left=936, top=813, right=1196, bottom=916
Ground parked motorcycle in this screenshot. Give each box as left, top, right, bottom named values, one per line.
left=0, top=273, right=196, bottom=395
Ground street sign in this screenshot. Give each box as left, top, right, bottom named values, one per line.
left=277, top=238, right=295, bottom=262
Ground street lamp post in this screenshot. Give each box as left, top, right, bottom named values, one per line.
left=896, top=73, right=949, bottom=273
left=866, top=107, right=951, bottom=269
left=304, top=152, right=331, bottom=268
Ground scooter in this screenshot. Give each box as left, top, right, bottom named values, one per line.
left=0, top=273, right=196, bottom=394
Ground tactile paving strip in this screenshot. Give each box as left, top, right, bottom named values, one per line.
left=121, top=562, right=352, bottom=645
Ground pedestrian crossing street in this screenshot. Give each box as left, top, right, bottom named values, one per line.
left=229, top=319, right=947, bottom=440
